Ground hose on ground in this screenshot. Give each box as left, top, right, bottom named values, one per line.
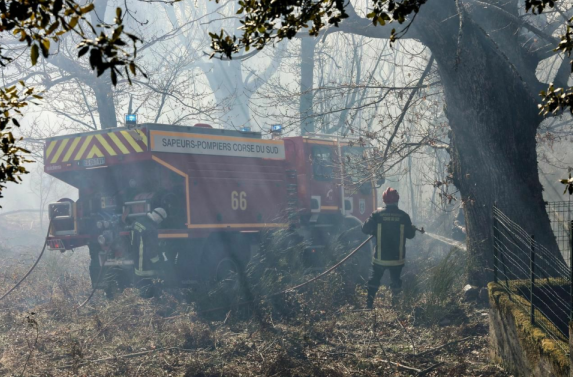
left=282, top=235, right=373, bottom=293
left=0, top=218, right=53, bottom=301
left=0, top=214, right=104, bottom=309
left=198, top=235, right=374, bottom=315
left=75, top=261, right=105, bottom=309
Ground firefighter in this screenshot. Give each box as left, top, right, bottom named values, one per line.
left=131, top=207, right=167, bottom=298
left=362, top=188, right=416, bottom=309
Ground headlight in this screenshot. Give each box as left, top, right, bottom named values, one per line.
left=97, top=235, right=106, bottom=245
left=96, top=221, right=103, bottom=229
left=103, top=220, right=110, bottom=229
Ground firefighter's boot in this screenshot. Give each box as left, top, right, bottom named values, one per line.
left=391, top=288, right=402, bottom=307
left=366, top=298, right=374, bottom=310
left=366, top=287, right=377, bottom=309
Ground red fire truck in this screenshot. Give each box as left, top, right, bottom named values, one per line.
left=44, top=123, right=377, bottom=291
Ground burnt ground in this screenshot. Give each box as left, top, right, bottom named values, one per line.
left=0, top=246, right=510, bottom=377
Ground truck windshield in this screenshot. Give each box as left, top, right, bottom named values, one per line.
left=312, top=145, right=334, bottom=181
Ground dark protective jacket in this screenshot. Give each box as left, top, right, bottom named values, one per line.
left=362, top=205, right=416, bottom=266
left=131, top=217, right=161, bottom=277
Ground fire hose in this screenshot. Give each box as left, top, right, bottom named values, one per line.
left=283, top=235, right=373, bottom=293
left=280, top=226, right=423, bottom=294
left=81, top=233, right=376, bottom=311
left=195, top=235, right=374, bottom=315
left=0, top=225, right=422, bottom=308
left=0, top=218, right=53, bottom=302
left=197, top=226, right=424, bottom=315
left=0, top=215, right=102, bottom=309
left=75, top=262, right=104, bottom=309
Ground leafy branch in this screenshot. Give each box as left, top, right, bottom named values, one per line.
left=0, top=83, right=41, bottom=207
left=559, top=171, right=573, bottom=195
left=0, top=0, right=145, bottom=201
left=209, top=0, right=426, bottom=59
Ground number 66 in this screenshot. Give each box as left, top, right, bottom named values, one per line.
left=231, top=191, right=247, bottom=210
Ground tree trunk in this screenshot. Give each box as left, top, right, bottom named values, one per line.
left=300, top=38, right=316, bottom=135
left=414, top=1, right=560, bottom=285
left=93, top=80, right=118, bottom=129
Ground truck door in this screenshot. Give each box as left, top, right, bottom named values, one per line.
left=341, top=145, right=376, bottom=221
left=308, top=143, right=339, bottom=214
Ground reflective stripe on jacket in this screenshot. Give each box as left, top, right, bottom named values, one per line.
left=131, top=218, right=160, bottom=277
left=362, top=205, right=416, bottom=266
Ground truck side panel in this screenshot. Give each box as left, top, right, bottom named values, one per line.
left=151, top=153, right=289, bottom=231
left=44, top=129, right=148, bottom=175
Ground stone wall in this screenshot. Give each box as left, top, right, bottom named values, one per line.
left=488, top=282, right=569, bottom=377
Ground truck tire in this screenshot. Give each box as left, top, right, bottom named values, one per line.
left=199, top=233, right=249, bottom=283
left=200, top=234, right=255, bottom=309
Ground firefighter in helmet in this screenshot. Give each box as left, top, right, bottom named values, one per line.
left=362, top=188, right=416, bottom=309
left=131, top=207, right=167, bottom=297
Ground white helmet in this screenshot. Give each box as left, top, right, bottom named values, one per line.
left=148, top=207, right=167, bottom=224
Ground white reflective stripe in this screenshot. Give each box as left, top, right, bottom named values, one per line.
left=373, top=258, right=405, bottom=266
left=139, top=236, right=144, bottom=272
left=134, top=269, right=157, bottom=277
left=399, top=224, right=405, bottom=260
left=104, top=259, right=134, bottom=266
left=150, top=256, right=160, bottom=263
left=377, top=223, right=382, bottom=260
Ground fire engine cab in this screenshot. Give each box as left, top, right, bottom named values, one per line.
left=44, top=123, right=376, bottom=291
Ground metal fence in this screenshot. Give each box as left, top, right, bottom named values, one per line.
left=547, top=201, right=573, bottom=266
left=492, top=204, right=571, bottom=352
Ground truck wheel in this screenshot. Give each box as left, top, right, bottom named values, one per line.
left=200, top=234, right=249, bottom=284
left=215, top=257, right=238, bottom=282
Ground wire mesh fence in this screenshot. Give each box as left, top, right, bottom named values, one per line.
left=546, top=201, right=573, bottom=267
left=493, top=204, right=571, bottom=352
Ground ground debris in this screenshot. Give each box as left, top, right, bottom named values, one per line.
left=0, top=291, right=509, bottom=376
left=0, top=241, right=510, bottom=376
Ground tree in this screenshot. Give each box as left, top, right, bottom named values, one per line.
left=5, top=0, right=224, bottom=134
left=212, top=0, right=573, bottom=285
left=253, top=32, right=450, bottom=225
left=161, top=0, right=286, bottom=129
left=13, top=0, right=285, bottom=142
left=0, top=0, right=144, bottom=204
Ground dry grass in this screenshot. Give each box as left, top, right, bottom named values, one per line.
left=0, top=230, right=509, bottom=376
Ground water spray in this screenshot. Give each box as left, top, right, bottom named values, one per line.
left=413, top=224, right=467, bottom=250
left=422, top=231, right=467, bottom=251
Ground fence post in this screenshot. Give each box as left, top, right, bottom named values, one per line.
left=530, top=234, right=535, bottom=325
left=493, top=205, right=498, bottom=284
left=570, top=220, right=573, bottom=322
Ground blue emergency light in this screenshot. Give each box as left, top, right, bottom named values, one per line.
left=240, top=126, right=251, bottom=132
left=271, top=124, right=282, bottom=133
left=125, top=114, right=137, bottom=124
